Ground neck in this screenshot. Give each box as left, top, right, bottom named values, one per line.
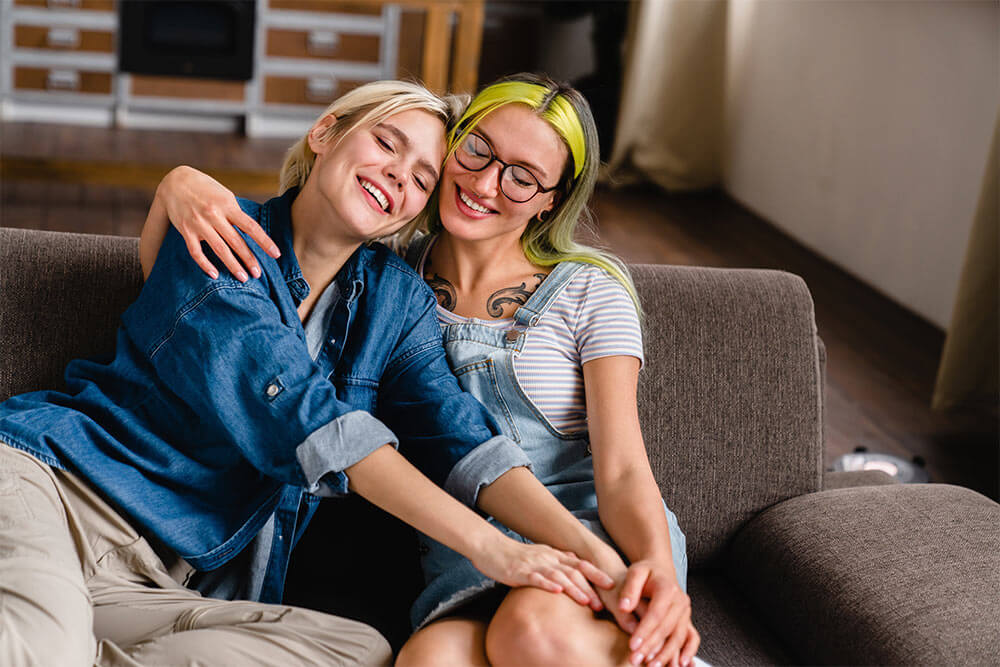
left=290, top=179, right=362, bottom=296
left=429, top=231, right=533, bottom=290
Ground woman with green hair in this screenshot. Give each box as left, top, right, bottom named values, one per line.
left=144, top=73, right=701, bottom=667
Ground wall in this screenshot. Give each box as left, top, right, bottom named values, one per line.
left=724, top=0, right=998, bottom=328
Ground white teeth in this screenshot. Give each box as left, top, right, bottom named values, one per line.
left=459, top=190, right=491, bottom=214
left=361, top=179, right=389, bottom=212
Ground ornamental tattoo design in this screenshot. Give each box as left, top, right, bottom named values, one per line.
left=426, top=273, right=457, bottom=311
left=486, top=273, right=547, bottom=318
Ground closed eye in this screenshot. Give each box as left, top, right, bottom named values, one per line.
left=414, top=175, right=428, bottom=192
left=376, top=135, right=394, bottom=152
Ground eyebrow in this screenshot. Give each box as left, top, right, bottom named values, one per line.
left=378, top=122, right=440, bottom=183
left=475, top=128, right=550, bottom=180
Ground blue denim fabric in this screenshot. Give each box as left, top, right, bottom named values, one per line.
left=406, top=236, right=688, bottom=629
left=0, top=189, right=530, bottom=603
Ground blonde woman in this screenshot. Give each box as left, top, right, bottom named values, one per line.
left=0, top=80, right=613, bottom=666
left=145, top=74, right=702, bottom=667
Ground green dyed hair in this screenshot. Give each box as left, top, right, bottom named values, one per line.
left=424, top=73, right=641, bottom=313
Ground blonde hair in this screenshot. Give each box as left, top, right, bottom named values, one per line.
left=278, top=80, right=466, bottom=239
left=423, top=73, right=640, bottom=313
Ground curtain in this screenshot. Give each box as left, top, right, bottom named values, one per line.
left=932, top=112, right=999, bottom=415
left=607, top=0, right=727, bottom=191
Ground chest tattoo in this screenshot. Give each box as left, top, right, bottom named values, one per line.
left=487, top=273, right=547, bottom=318
left=426, top=273, right=457, bottom=311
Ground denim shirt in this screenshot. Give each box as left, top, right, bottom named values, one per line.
left=0, top=188, right=531, bottom=603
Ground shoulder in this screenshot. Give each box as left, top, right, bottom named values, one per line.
left=359, top=242, right=436, bottom=305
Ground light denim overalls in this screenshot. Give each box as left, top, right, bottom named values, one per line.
left=407, top=236, right=688, bottom=629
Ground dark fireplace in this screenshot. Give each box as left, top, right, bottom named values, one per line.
left=119, top=1, right=256, bottom=81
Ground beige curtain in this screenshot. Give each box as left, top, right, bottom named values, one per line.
left=607, top=0, right=728, bottom=191
left=932, top=112, right=999, bottom=414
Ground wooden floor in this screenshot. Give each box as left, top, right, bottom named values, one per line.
left=2, top=121, right=997, bottom=499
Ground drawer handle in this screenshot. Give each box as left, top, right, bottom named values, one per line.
left=307, top=30, right=339, bottom=55
left=306, top=76, right=337, bottom=102
left=48, top=0, right=82, bottom=7
left=47, top=28, right=80, bottom=49
left=47, top=69, right=80, bottom=91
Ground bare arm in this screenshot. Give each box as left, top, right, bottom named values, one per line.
left=140, top=166, right=280, bottom=281
left=585, top=355, right=700, bottom=667
left=346, top=445, right=611, bottom=603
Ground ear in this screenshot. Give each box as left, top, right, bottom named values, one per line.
left=307, top=114, right=337, bottom=154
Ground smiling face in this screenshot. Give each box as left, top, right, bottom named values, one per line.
left=305, top=108, right=447, bottom=243
left=438, top=103, right=569, bottom=246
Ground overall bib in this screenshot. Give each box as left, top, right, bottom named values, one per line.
left=408, top=242, right=687, bottom=630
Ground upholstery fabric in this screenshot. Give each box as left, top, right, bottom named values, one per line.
left=688, top=574, right=792, bottom=666
left=728, top=484, right=1000, bottom=664
left=0, top=227, right=142, bottom=400
left=633, top=264, right=823, bottom=567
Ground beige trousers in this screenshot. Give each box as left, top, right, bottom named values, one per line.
left=0, top=443, right=392, bottom=667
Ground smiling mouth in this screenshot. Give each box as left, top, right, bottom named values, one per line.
left=456, top=186, right=496, bottom=215
left=359, top=177, right=392, bottom=213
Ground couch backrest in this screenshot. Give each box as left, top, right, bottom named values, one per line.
left=632, top=264, right=823, bottom=567
left=0, top=228, right=824, bottom=569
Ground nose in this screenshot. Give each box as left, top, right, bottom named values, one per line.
left=384, top=166, right=405, bottom=190
left=470, top=162, right=501, bottom=198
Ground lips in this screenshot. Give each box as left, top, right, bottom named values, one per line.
left=455, top=186, right=497, bottom=218
left=358, top=177, right=394, bottom=214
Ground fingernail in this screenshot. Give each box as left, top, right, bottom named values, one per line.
left=210, top=270, right=219, bottom=279
left=621, top=597, right=631, bottom=609
left=270, top=245, right=281, bottom=257
left=630, top=636, right=644, bottom=651
left=630, top=653, right=644, bottom=666
left=681, top=659, right=690, bottom=667
left=251, top=266, right=261, bottom=278
left=237, top=270, right=248, bottom=282
left=652, top=661, right=662, bottom=667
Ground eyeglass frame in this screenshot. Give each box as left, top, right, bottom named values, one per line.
left=453, top=132, right=565, bottom=203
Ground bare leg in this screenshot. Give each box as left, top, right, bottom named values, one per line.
left=486, top=587, right=630, bottom=666
left=396, top=617, right=489, bottom=667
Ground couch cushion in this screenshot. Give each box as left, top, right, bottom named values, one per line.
left=728, top=484, right=1000, bottom=664
left=0, top=228, right=142, bottom=400
left=688, top=573, right=792, bottom=666
left=633, top=265, right=823, bottom=567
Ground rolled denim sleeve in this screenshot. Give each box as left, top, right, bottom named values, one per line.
left=123, top=232, right=397, bottom=494
left=378, top=288, right=532, bottom=507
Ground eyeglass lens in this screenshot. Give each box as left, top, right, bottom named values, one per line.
left=457, top=134, right=540, bottom=202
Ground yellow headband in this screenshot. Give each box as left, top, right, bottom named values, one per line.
left=451, top=81, right=587, bottom=179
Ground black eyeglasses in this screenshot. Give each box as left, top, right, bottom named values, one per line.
left=454, top=132, right=561, bottom=203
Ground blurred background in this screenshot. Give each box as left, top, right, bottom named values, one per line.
left=1, top=0, right=997, bottom=498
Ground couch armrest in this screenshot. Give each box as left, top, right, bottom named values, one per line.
left=631, top=264, right=823, bottom=567
left=727, top=484, right=1000, bottom=664
left=823, top=469, right=898, bottom=490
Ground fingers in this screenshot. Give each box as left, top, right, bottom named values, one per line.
left=232, top=204, right=280, bottom=259
left=631, top=585, right=687, bottom=661
left=203, top=230, right=250, bottom=282
left=216, top=215, right=261, bottom=279
left=576, top=558, right=616, bottom=590
left=620, top=563, right=651, bottom=613
left=182, top=233, right=219, bottom=280
left=646, top=617, right=697, bottom=667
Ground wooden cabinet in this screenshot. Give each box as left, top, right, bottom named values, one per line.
left=0, top=0, right=484, bottom=136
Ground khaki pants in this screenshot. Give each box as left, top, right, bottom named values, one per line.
left=0, top=443, right=391, bottom=666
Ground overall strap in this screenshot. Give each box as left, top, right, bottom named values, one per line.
left=514, top=261, right=588, bottom=327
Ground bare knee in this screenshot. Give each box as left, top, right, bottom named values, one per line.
left=485, top=592, right=626, bottom=666
left=397, top=618, right=488, bottom=667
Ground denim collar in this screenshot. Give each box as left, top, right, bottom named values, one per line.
left=262, top=188, right=365, bottom=306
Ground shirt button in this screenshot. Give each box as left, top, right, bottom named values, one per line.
left=328, top=337, right=336, bottom=346
left=505, top=330, right=519, bottom=342
left=266, top=383, right=281, bottom=398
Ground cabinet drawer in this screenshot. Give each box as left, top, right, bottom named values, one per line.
left=267, top=0, right=381, bottom=16
left=263, top=75, right=368, bottom=106
left=14, top=0, right=115, bottom=11
left=266, top=28, right=380, bottom=63
left=130, top=75, right=245, bottom=102
left=14, top=66, right=112, bottom=94
left=14, top=25, right=115, bottom=53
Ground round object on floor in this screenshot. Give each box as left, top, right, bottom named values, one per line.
left=830, top=451, right=931, bottom=483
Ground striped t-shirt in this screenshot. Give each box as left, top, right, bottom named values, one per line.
left=434, top=265, right=644, bottom=434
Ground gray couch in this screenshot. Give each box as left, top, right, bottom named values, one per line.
left=2, top=226, right=998, bottom=665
